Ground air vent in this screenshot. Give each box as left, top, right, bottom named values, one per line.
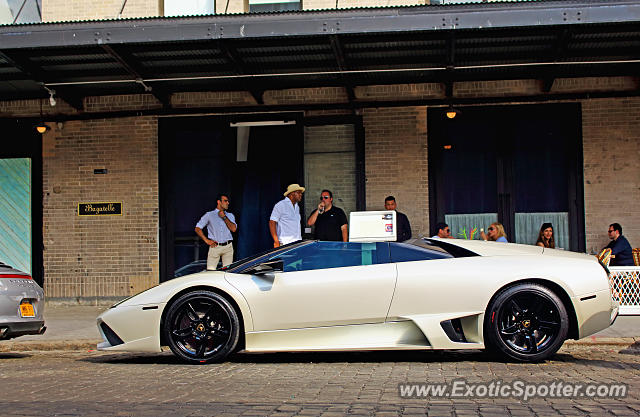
left=440, top=318, right=468, bottom=343
left=100, top=322, right=124, bottom=346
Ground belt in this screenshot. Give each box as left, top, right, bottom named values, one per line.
left=217, top=241, right=232, bottom=246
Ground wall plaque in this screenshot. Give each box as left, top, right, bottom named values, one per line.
left=78, top=202, right=122, bottom=216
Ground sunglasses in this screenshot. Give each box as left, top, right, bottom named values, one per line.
left=321, top=196, right=331, bottom=200
left=488, top=227, right=495, bottom=231
left=608, top=230, right=615, bottom=233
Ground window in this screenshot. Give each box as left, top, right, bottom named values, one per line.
left=390, top=242, right=452, bottom=263
left=164, top=0, right=214, bottom=16
left=249, top=0, right=300, bottom=13
left=270, top=241, right=389, bottom=272
left=0, top=0, right=42, bottom=24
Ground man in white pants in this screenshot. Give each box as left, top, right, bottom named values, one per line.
left=195, top=194, right=238, bottom=269
left=269, top=184, right=305, bottom=247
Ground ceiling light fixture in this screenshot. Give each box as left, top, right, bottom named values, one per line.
left=35, top=98, right=51, bottom=134
left=35, top=123, right=50, bottom=134
left=446, top=105, right=460, bottom=119
left=230, top=120, right=296, bottom=127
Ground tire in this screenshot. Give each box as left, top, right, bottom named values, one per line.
left=163, top=290, right=240, bottom=364
left=484, top=283, right=569, bottom=362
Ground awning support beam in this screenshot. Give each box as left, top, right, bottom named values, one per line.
left=330, top=35, right=356, bottom=104
left=101, top=44, right=172, bottom=108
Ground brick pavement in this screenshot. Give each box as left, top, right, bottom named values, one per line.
left=1, top=343, right=639, bottom=416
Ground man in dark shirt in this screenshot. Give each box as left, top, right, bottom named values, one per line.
left=384, top=195, right=412, bottom=242
left=307, top=189, right=348, bottom=241
left=605, top=222, right=633, bottom=266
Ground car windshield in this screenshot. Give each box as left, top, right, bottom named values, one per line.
left=223, top=240, right=313, bottom=273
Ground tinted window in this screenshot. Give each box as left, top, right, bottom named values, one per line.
left=390, top=242, right=453, bottom=263
left=269, top=241, right=389, bottom=272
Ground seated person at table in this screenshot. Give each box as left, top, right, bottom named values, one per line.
left=604, top=223, right=633, bottom=266
left=480, top=222, right=508, bottom=243
left=536, top=222, right=555, bottom=249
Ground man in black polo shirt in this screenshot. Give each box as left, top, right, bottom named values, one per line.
left=307, top=189, right=348, bottom=241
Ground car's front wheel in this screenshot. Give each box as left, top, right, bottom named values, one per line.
left=484, top=283, right=568, bottom=362
left=164, top=290, right=240, bottom=364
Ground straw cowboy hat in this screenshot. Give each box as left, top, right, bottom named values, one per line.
left=284, top=184, right=305, bottom=197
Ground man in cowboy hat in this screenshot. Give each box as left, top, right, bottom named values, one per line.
left=269, top=184, right=305, bottom=247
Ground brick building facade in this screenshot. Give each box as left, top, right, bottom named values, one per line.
left=1, top=1, right=639, bottom=302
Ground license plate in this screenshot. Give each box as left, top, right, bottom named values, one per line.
left=20, top=303, right=35, bottom=318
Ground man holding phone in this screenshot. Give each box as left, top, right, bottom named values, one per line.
left=195, top=193, right=238, bottom=269
left=307, top=189, right=348, bottom=242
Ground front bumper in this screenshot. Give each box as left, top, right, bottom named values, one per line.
left=96, top=303, right=164, bottom=352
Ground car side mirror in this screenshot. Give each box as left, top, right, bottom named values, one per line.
left=247, top=259, right=283, bottom=275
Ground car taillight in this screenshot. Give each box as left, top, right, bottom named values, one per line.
left=0, top=274, right=32, bottom=279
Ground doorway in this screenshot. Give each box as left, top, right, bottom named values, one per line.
left=0, top=120, right=43, bottom=285
left=159, top=115, right=304, bottom=282
left=428, top=103, right=585, bottom=251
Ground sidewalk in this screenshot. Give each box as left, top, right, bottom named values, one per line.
left=1, top=304, right=639, bottom=352
left=0, top=305, right=107, bottom=352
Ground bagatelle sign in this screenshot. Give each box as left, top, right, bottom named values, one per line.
left=78, top=202, right=122, bottom=216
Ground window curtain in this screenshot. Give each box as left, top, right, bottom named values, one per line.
left=515, top=212, right=569, bottom=249
left=445, top=213, right=498, bottom=240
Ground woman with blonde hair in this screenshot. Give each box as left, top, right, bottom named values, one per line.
left=481, top=222, right=508, bottom=242
left=535, top=222, right=555, bottom=248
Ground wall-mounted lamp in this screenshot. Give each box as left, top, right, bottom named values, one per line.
left=230, top=120, right=296, bottom=127
left=446, top=106, right=460, bottom=119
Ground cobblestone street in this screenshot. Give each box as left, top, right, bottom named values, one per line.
left=2, top=342, right=639, bottom=416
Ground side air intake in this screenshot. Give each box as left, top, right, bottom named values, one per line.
left=100, top=322, right=124, bottom=346
left=440, top=318, right=468, bottom=343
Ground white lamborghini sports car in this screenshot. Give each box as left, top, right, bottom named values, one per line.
left=97, top=238, right=618, bottom=363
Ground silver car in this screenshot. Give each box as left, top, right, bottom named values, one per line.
left=0, top=262, right=46, bottom=340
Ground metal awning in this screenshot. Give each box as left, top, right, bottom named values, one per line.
left=1, top=0, right=640, bottom=110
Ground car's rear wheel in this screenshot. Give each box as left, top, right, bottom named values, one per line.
left=484, top=283, right=568, bottom=362
left=164, top=290, right=240, bottom=364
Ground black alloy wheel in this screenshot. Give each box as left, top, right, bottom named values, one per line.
left=484, top=283, right=568, bottom=362
left=164, top=290, right=240, bottom=364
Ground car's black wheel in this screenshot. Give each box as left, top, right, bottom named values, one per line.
left=164, top=290, right=240, bottom=364
left=484, top=283, right=568, bottom=362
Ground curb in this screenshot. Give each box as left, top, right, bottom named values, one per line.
left=0, top=340, right=101, bottom=352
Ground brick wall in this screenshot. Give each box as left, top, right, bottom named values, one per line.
left=43, top=0, right=162, bottom=21
left=304, top=124, right=357, bottom=225
left=42, top=116, right=159, bottom=301
left=2, top=76, right=640, bottom=301
left=364, top=106, right=429, bottom=238
left=582, top=97, right=640, bottom=253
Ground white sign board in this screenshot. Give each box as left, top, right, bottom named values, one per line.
left=349, top=210, right=397, bottom=242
